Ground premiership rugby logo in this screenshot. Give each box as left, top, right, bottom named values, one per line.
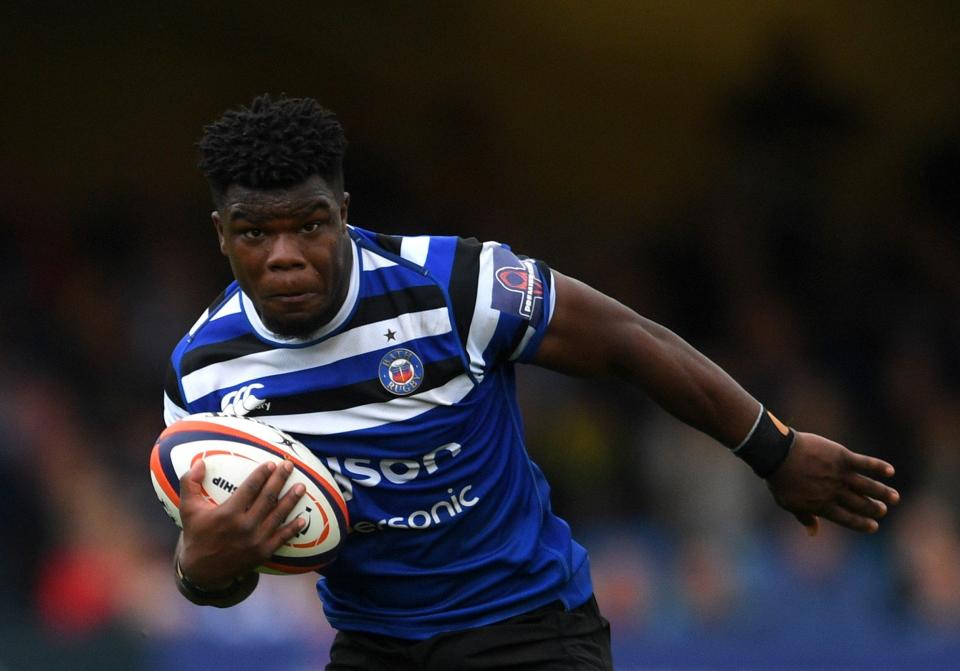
left=378, top=348, right=425, bottom=396
left=495, top=260, right=543, bottom=318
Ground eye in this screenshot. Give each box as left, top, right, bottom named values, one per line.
left=242, top=228, right=264, bottom=240
left=302, top=221, right=323, bottom=233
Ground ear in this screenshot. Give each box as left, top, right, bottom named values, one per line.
left=212, top=211, right=227, bottom=255
left=340, top=192, right=350, bottom=226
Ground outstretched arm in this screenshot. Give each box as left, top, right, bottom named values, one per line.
left=532, top=271, right=899, bottom=533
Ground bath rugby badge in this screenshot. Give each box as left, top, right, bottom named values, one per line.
left=379, top=348, right=425, bottom=396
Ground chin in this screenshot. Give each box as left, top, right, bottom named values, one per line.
left=263, top=313, right=328, bottom=339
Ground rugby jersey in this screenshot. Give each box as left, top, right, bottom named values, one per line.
left=163, top=226, right=593, bottom=638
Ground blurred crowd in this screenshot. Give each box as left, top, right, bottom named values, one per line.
left=3, top=31, right=960, bottom=671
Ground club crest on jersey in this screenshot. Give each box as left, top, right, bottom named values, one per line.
left=494, top=259, right=543, bottom=318
left=379, top=348, right=425, bottom=396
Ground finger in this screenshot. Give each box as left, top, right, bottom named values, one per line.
left=246, top=460, right=295, bottom=523
left=837, top=489, right=887, bottom=520
left=224, top=461, right=277, bottom=511
left=845, top=452, right=895, bottom=479
left=272, top=482, right=307, bottom=525
left=265, top=485, right=308, bottom=549
left=794, top=513, right=820, bottom=537
left=844, top=472, right=901, bottom=506
left=822, top=503, right=880, bottom=534
left=268, top=514, right=308, bottom=550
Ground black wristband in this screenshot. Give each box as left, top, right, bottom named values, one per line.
left=732, top=406, right=795, bottom=478
left=175, top=559, right=258, bottom=608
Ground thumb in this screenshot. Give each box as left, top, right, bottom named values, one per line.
left=794, top=513, right=820, bottom=537
left=179, top=458, right=207, bottom=501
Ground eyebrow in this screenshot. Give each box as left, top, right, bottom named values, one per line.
left=228, top=198, right=334, bottom=224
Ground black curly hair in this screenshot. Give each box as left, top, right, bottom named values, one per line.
left=197, top=94, right=348, bottom=207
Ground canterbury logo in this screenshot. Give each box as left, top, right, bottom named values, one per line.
left=220, top=383, right=270, bottom=416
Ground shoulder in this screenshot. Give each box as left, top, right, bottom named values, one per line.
left=350, top=225, right=482, bottom=284
left=168, top=282, right=252, bottom=374
left=164, top=284, right=243, bottom=424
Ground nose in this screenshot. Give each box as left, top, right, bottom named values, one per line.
left=266, top=233, right=307, bottom=271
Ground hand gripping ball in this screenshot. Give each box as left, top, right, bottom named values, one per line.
left=150, top=413, right=348, bottom=574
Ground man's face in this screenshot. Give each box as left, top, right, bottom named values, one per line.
left=213, top=175, right=352, bottom=338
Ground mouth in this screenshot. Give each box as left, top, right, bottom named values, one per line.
left=269, top=291, right=316, bottom=303
left=266, top=290, right=320, bottom=305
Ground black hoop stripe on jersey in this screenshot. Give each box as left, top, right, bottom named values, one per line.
left=348, top=285, right=447, bottom=328
left=180, top=333, right=273, bottom=376
left=447, top=237, right=483, bottom=353
left=374, top=233, right=403, bottom=256
left=246, top=355, right=466, bottom=416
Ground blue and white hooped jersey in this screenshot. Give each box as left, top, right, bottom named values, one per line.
left=163, top=226, right=592, bottom=638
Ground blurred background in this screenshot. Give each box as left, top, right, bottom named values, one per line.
left=2, top=1, right=959, bottom=669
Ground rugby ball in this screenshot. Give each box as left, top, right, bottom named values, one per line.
left=150, top=413, right=348, bottom=574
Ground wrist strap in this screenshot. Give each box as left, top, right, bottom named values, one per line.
left=175, top=559, right=257, bottom=606
left=732, top=404, right=795, bottom=478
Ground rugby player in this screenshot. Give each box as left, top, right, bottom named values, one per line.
left=163, top=94, right=900, bottom=670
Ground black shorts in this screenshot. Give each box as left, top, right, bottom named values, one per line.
left=326, top=595, right=613, bottom=671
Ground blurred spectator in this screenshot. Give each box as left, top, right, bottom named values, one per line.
left=892, top=494, right=960, bottom=634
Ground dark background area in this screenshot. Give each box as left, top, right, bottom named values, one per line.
left=2, top=2, right=959, bottom=669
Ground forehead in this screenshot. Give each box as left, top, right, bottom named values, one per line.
left=220, top=175, right=340, bottom=222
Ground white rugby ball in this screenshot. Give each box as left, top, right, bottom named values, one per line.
left=149, top=412, right=348, bottom=574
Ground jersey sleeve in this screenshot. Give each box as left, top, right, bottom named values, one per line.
left=458, top=241, right=556, bottom=379
left=162, top=357, right=189, bottom=426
